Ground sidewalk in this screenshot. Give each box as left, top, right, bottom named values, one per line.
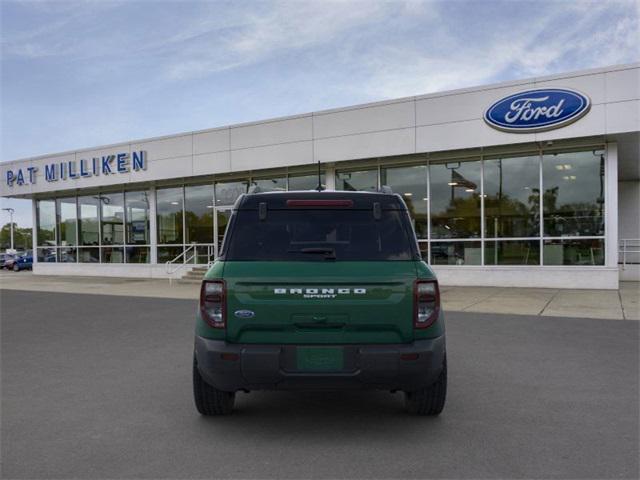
left=1, top=271, right=638, bottom=320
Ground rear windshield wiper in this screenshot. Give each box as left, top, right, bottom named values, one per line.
left=287, top=247, right=337, bottom=260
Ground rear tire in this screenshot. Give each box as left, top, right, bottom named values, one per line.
left=404, top=355, right=447, bottom=416
left=13, top=264, right=19, bottom=272
left=193, top=355, right=235, bottom=415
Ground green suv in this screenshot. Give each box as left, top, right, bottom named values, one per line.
left=193, top=190, right=446, bottom=415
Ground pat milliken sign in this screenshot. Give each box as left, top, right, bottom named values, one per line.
left=5, top=151, right=147, bottom=187
left=484, top=88, right=591, bottom=133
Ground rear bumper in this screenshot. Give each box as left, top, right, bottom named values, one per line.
left=194, top=335, right=445, bottom=392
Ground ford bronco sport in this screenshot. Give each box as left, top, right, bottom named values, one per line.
left=193, top=190, right=446, bottom=415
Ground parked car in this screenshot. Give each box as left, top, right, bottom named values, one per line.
left=2, top=253, right=17, bottom=270
left=193, top=190, right=446, bottom=416
left=12, top=252, right=33, bottom=271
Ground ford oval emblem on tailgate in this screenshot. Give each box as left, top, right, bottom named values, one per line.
left=234, top=310, right=255, bottom=319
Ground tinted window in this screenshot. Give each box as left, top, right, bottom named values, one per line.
left=225, top=209, right=416, bottom=261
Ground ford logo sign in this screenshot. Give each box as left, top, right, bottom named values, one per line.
left=484, top=88, right=590, bottom=133
left=234, top=310, right=255, bottom=319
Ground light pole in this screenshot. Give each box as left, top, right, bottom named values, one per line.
left=2, top=207, right=15, bottom=251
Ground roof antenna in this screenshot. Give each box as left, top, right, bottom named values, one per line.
left=315, top=160, right=324, bottom=192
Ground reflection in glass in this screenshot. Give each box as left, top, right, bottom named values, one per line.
left=431, top=241, right=482, bottom=265
left=37, top=200, right=56, bottom=246
left=157, top=246, right=184, bottom=263
left=37, top=246, right=57, bottom=262
left=185, top=184, right=214, bottom=244
left=215, top=180, right=248, bottom=206
left=78, top=247, right=100, bottom=263
left=125, top=191, right=150, bottom=245
left=126, top=246, right=150, bottom=263
left=430, top=160, right=481, bottom=238
left=542, top=150, right=605, bottom=237
left=156, top=187, right=183, bottom=244
left=485, top=240, right=540, bottom=265
left=251, top=176, right=286, bottom=192
left=484, top=155, right=540, bottom=238
left=101, top=246, right=124, bottom=263
left=100, top=193, right=124, bottom=245
left=288, top=173, right=325, bottom=191
left=58, top=246, right=77, bottom=263
left=56, top=198, right=77, bottom=246
left=78, top=196, right=100, bottom=246
left=381, top=165, right=428, bottom=239
left=336, top=169, right=378, bottom=191
left=543, top=239, right=604, bottom=265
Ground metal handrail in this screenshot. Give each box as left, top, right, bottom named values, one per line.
left=619, top=238, right=640, bottom=269
left=166, top=243, right=198, bottom=281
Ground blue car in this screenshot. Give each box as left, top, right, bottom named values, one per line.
left=13, top=252, right=33, bottom=271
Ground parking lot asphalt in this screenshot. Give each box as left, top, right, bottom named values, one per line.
left=2, top=289, right=638, bottom=479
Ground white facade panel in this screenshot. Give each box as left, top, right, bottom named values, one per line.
left=230, top=141, right=313, bottom=172
left=130, top=134, right=192, bottom=161
left=416, top=119, right=535, bottom=152
left=314, top=101, right=415, bottom=139
left=132, top=155, right=192, bottom=182
left=193, top=128, right=230, bottom=155
left=416, top=85, right=532, bottom=126
left=606, top=100, right=640, bottom=134
left=193, top=151, right=232, bottom=176
left=230, top=116, right=312, bottom=150
left=606, top=68, right=640, bottom=103
left=315, top=128, right=415, bottom=162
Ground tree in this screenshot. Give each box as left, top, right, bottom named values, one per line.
left=0, top=223, right=32, bottom=251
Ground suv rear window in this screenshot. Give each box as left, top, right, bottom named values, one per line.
left=224, top=209, right=417, bottom=261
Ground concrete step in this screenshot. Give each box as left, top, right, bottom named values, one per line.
left=176, top=278, right=203, bottom=285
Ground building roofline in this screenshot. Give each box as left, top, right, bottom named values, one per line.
left=3, top=61, right=639, bottom=165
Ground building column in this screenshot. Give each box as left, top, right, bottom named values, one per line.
left=605, top=142, right=618, bottom=271
left=149, top=186, right=158, bottom=264
left=31, top=198, right=37, bottom=265
left=325, top=163, right=336, bottom=190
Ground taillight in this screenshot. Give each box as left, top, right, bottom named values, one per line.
left=200, top=280, right=226, bottom=329
left=414, top=279, right=440, bottom=329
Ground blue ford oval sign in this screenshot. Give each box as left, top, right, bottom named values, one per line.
left=234, top=310, right=255, bottom=319
left=484, top=88, right=591, bottom=133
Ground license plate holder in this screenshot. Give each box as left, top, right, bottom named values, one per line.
left=296, top=346, right=344, bottom=372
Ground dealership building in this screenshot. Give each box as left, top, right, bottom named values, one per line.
left=1, top=63, right=638, bottom=289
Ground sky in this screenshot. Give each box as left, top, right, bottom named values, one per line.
left=1, top=0, right=639, bottom=228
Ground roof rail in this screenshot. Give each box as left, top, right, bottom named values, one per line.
left=378, top=185, right=393, bottom=194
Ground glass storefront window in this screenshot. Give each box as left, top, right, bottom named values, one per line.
left=543, top=238, right=604, bottom=265
left=431, top=241, right=482, bottom=265
left=126, top=246, right=150, bottom=264
left=430, top=160, right=481, bottom=239
left=251, top=176, right=286, bottom=192
left=185, top=184, right=214, bottom=244
left=157, top=187, right=183, bottom=244
left=484, top=155, right=540, bottom=238
left=542, top=150, right=605, bottom=237
left=100, top=193, right=124, bottom=245
left=336, top=169, right=378, bottom=191
left=288, top=173, right=325, bottom=191
left=381, top=165, right=428, bottom=239
left=78, top=196, right=100, bottom=246
left=36, top=200, right=56, bottom=246
left=58, top=246, right=77, bottom=263
left=56, top=198, right=77, bottom=246
left=101, top=246, right=124, bottom=263
left=157, top=246, right=184, bottom=264
left=485, top=240, right=540, bottom=265
left=125, top=191, right=150, bottom=245
left=37, top=246, right=57, bottom=262
left=215, top=180, right=248, bottom=206
left=77, top=247, right=100, bottom=263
